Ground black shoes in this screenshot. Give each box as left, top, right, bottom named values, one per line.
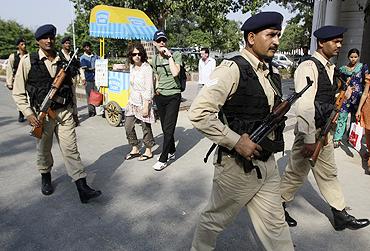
left=75, top=178, right=102, bottom=203
left=41, top=173, right=54, bottom=195
left=283, top=202, right=297, bottom=227
left=281, top=204, right=369, bottom=230
left=41, top=174, right=101, bottom=203
left=18, top=111, right=25, bottom=123
left=332, top=207, right=370, bottom=231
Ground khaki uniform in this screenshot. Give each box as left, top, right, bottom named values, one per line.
left=280, top=51, right=346, bottom=211
left=6, top=51, right=27, bottom=113
left=188, top=49, right=293, bottom=251
left=12, top=49, right=87, bottom=181
left=6, top=51, right=25, bottom=88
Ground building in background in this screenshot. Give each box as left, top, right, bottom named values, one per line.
left=311, top=0, right=370, bottom=66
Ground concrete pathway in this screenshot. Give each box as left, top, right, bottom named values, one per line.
left=1, top=79, right=369, bottom=251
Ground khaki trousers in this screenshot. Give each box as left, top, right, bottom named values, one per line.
left=191, top=152, right=294, bottom=251
left=36, top=106, right=87, bottom=181
left=124, top=115, right=155, bottom=148
left=280, top=131, right=346, bottom=210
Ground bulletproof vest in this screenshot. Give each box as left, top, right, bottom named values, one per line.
left=59, top=50, right=80, bottom=78
left=26, top=52, right=73, bottom=112
left=13, top=52, right=21, bottom=76
left=309, top=57, right=338, bottom=128
left=219, top=56, right=285, bottom=165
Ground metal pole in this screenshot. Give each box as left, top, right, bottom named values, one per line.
left=71, top=1, right=76, bottom=52
left=100, top=38, right=105, bottom=58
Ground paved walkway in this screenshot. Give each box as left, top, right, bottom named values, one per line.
left=74, top=80, right=200, bottom=111
left=1, top=79, right=370, bottom=251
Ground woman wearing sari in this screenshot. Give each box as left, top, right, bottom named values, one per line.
left=334, top=48, right=368, bottom=148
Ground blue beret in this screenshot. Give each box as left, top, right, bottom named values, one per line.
left=35, top=24, right=56, bottom=40
left=241, top=11, right=283, bottom=32
left=61, top=36, right=71, bottom=44
left=313, top=25, right=347, bottom=40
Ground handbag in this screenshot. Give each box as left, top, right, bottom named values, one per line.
left=348, top=121, right=364, bottom=152
left=88, top=88, right=103, bottom=106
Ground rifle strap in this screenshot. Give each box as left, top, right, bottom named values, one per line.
left=204, top=108, right=229, bottom=163
left=267, top=63, right=282, bottom=99
left=267, top=74, right=282, bottom=99
left=255, top=166, right=262, bottom=179
left=204, top=143, right=217, bottom=163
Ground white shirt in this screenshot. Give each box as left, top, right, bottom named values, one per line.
left=128, top=62, right=154, bottom=107
left=198, top=57, right=216, bottom=85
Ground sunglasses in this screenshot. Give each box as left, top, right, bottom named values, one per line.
left=156, top=38, right=167, bottom=43
left=132, top=53, right=142, bottom=57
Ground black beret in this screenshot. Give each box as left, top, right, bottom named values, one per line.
left=61, top=36, right=71, bottom=44
left=313, top=25, right=347, bottom=40
left=35, top=24, right=56, bottom=40
left=241, top=11, right=283, bottom=33
left=16, top=38, right=26, bottom=45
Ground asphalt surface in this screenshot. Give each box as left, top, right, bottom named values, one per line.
left=1, top=79, right=370, bottom=251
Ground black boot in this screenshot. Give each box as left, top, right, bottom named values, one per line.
left=332, top=207, right=370, bottom=231
left=75, top=178, right=101, bottom=203
left=18, top=111, right=25, bottom=122
left=283, top=202, right=297, bottom=227
left=41, top=173, right=53, bottom=195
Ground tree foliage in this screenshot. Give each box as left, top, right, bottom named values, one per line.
left=0, top=19, right=69, bottom=59
left=279, top=23, right=305, bottom=51
left=165, top=10, right=241, bottom=52
left=242, top=0, right=313, bottom=51
left=67, top=0, right=314, bottom=56
left=69, top=0, right=244, bottom=55
left=0, top=19, right=37, bottom=59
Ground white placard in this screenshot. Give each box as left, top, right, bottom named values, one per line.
left=95, top=59, right=108, bottom=87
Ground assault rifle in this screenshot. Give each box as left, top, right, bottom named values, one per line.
left=203, top=77, right=313, bottom=164
left=309, top=73, right=352, bottom=166
left=30, top=49, right=79, bottom=139
left=249, top=77, right=313, bottom=144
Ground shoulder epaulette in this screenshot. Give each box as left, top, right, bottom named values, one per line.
left=220, top=60, right=234, bottom=68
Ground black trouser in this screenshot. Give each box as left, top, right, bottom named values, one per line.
left=154, top=93, right=181, bottom=162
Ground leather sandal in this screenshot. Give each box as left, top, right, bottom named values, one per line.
left=125, top=153, right=141, bottom=160
left=138, top=154, right=153, bottom=161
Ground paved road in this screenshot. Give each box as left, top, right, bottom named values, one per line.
left=1, top=79, right=370, bottom=251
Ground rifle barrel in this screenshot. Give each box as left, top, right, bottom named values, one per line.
left=64, top=48, right=79, bottom=70
left=287, top=77, right=313, bottom=103
left=249, top=77, right=313, bottom=144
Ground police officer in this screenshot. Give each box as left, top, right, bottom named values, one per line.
left=59, top=36, right=81, bottom=126
left=6, top=37, right=28, bottom=122
left=12, top=24, right=102, bottom=203
left=189, top=12, right=293, bottom=250
left=280, top=25, right=370, bottom=230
